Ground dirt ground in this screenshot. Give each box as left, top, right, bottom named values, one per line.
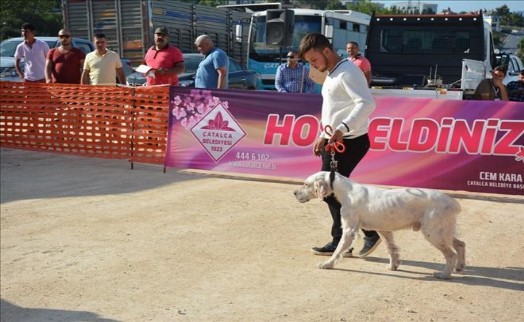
left=1, top=147, right=523, bottom=322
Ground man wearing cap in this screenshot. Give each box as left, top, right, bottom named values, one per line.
left=144, top=26, right=185, bottom=86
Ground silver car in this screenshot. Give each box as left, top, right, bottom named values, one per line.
left=0, top=36, right=94, bottom=82
left=127, top=53, right=258, bottom=90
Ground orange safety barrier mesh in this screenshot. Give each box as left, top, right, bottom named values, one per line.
left=0, top=82, right=170, bottom=165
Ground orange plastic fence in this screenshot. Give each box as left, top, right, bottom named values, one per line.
left=0, top=81, right=170, bottom=165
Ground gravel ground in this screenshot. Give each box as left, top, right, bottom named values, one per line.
left=1, top=148, right=523, bottom=321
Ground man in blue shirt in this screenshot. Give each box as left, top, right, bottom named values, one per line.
left=194, top=35, right=229, bottom=89
left=275, top=50, right=315, bottom=93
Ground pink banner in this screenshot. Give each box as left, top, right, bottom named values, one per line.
left=165, top=88, right=524, bottom=195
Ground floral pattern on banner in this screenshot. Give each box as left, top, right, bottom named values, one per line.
left=517, top=146, right=524, bottom=162
left=171, top=89, right=229, bottom=129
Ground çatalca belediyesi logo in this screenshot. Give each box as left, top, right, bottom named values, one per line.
left=191, top=102, right=246, bottom=162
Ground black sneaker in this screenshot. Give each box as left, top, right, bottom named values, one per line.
left=311, top=242, right=336, bottom=256
left=343, top=247, right=354, bottom=258
left=311, top=242, right=354, bottom=257
left=358, top=236, right=381, bottom=257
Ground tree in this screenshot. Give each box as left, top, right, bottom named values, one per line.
left=517, top=37, right=524, bottom=62
left=197, top=0, right=225, bottom=6
left=507, top=12, right=524, bottom=27
left=0, top=0, right=62, bottom=41
left=294, top=0, right=328, bottom=9
left=345, top=0, right=391, bottom=15
left=495, top=5, right=511, bottom=18
left=326, top=0, right=345, bottom=10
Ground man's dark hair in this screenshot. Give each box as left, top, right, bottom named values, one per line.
left=93, top=33, right=106, bottom=39
left=21, top=23, right=35, bottom=31
left=298, top=32, right=332, bottom=59
left=493, top=65, right=507, bottom=75
left=347, top=41, right=359, bottom=47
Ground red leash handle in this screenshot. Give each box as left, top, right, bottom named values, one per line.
left=324, top=125, right=346, bottom=153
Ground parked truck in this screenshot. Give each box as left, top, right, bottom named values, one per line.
left=62, top=0, right=252, bottom=67
left=365, top=11, right=516, bottom=99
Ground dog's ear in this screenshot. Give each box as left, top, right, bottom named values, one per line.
left=314, top=179, right=330, bottom=198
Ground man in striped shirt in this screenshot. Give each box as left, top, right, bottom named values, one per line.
left=275, top=50, right=315, bottom=93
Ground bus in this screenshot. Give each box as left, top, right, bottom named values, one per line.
left=246, top=9, right=371, bottom=91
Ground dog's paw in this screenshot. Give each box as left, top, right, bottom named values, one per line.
left=387, top=263, right=399, bottom=271
left=317, top=261, right=335, bottom=269
left=455, top=263, right=465, bottom=272
left=433, top=271, right=452, bottom=279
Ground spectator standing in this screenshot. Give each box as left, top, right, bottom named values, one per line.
left=143, top=26, right=185, bottom=86
left=15, top=23, right=50, bottom=82
left=346, top=41, right=372, bottom=86
left=275, top=50, right=315, bottom=93
left=506, top=70, right=524, bottom=102
left=81, top=33, right=125, bottom=85
left=473, top=66, right=509, bottom=101
left=299, top=33, right=380, bottom=258
left=194, top=35, right=229, bottom=89
left=45, top=29, right=85, bottom=84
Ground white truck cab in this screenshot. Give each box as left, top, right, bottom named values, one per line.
left=365, top=12, right=503, bottom=99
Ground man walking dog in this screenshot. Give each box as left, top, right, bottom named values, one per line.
left=298, top=33, right=380, bottom=257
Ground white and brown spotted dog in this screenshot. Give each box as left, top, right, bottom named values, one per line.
left=294, top=171, right=466, bottom=279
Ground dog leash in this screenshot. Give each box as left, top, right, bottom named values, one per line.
left=324, top=125, right=346, bottom=189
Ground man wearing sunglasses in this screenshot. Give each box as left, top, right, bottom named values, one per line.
left=45, top=29, right=85, bottom=83
left=275, top=50, right=315, bottom=93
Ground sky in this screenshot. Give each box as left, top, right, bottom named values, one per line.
left=373, top=0, right=524, bottom=13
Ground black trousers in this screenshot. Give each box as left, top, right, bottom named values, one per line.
left=320, top=134, right=378, bottom=245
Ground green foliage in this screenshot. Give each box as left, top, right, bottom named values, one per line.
left=494, top=5, right=511, bottom=17
left=293, top=0, right=324, bottom=9
left=517, top=38, right=524, bottom=62
left=493, top=32, right=504, bottom=48
left=197, top=0, right=225, bottom=6
left=345, top=0, right=389, bottom=15
left=326, top=0, right=345, bottom=10
left=0, top=0, right=62, bottom=41
left=506, top=12, right=524, bottom=27
left=177, top=0, right=228, bottom=5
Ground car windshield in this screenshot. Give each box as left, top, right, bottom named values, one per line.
left=183, top=55, right=203, bottom=73
left=0, top=40, right=19, bottom=57
left=0, top=39, right=57, bottom=57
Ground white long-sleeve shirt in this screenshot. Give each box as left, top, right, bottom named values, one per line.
left=320, top=59, right=375, bottom=139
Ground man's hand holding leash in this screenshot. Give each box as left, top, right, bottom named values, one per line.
left=313, top=138, right=324, bottom=157
left=328, top=129, right=344, bottom=144
left=313, top=126, right=345, bottom=157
